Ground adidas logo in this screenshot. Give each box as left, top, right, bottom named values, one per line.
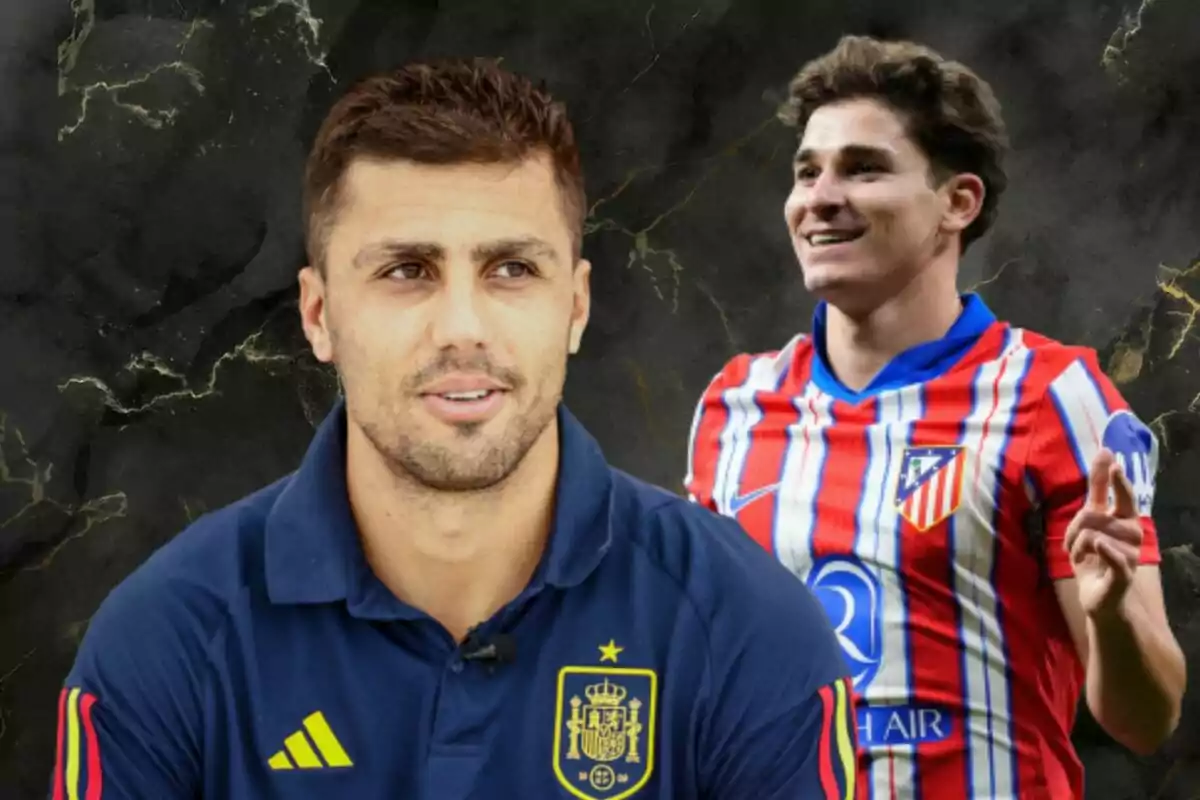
left=268, top=711, right=354, bottom=770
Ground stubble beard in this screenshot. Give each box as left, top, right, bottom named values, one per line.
left=333, top=315, right=574, bottom=495
left=360, top=383, right=560, bottom=494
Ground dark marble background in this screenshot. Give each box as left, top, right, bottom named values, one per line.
left=1, top=0, right=1198, bottom=797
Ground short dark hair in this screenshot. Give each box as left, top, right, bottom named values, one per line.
left=780, top=36, right=1009, bottom=252
left=303, top=57, right=585, bottom=270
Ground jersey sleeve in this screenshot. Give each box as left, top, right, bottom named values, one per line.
left=702, top=676, right=863, bottom=799
left=695, top=513, right=865, bottom=799
left=48, top=569, right=215, bottom=799
left=1024, top=351, right=1161, bottom=580
left=684, top=355, right=752, bottom=512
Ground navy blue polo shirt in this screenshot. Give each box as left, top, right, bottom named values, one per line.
left=53, top=403, right=858, bottom=799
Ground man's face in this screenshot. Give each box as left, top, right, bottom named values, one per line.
left=783, top=97, right=975, bottom=314
left=298, top=154, right=590, bottom=492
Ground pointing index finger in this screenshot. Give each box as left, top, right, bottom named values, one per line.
left=1110, top=458, right=1138, bottom=518
left=1087, top=447, right=1114, bottom=510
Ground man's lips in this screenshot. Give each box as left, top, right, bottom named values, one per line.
left=418, top=374, right=510, bottom=400
left=802, top=228, right=866, bottom=246
left=417, top=374, right=512, bottom=423
left=421, top=390, right=506, bottom=422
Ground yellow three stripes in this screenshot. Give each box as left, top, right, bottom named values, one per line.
left=832, top=678, right=857, bottom=800
left=66, top=688, right=82, bottom=800
left=268, top=711, right=353, bottom=770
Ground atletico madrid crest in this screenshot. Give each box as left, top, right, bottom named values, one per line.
left=895, top=446, right=967, bottom=531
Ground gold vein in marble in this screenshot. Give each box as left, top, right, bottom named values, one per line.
left=0, top=411, right=53, bottom=530
left=57, top=18, right=212, bottom=141
left=23, top=491, right=128, bottom=572
left=1101, top=0, right=1161, bottom=83
left=0, top=647, right=36, bottom=743
left=56, top=0, right=95, bottom=96
left=584, top=115, right=777, bottom=313
left=693, top=281, right=736, bottom=352
left=619, top=4, right=705, bottom=95
left=57, top=330, right=293, bottom=417
left=249, top=0, right=329, bottom=75
left=0, top=411, right=127, bottom=570
left=1157, top=259, right=1200, bottom=361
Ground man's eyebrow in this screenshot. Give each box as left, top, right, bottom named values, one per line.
left=470, top=237, right=561, bottom=263
left=352, top=240, right=445, bottom=269
left=794, top=144, right=896, bottom=165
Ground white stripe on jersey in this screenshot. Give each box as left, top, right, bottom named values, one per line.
left=774, top=380, right=833, bottom=577
left=863, top=384, right=923, bottom=798
left=1047, top=358, right=1110, bottom=473
left=951, top=330, right=1029, bottom=799
left=708, top=344, right=796, bottom=515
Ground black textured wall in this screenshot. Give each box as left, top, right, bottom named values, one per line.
left=1, top=1, right=1198, bottom=797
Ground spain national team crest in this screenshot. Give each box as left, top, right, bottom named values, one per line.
left=553, top=666, right=657, bottom=800
left=895, top=445, right=967, bottom=531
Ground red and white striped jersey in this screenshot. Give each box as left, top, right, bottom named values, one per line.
left=684, top=295, right=1161, bottom=800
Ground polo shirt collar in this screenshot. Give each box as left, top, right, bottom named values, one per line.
left=264, top=400, right=614, bottom=619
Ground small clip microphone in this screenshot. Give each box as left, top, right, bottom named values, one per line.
left=461, top=633, right=517, bottom=665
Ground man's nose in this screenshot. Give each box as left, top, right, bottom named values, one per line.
left=429, top=272, right=488, bottom=350
left=806, top=170, right=847, bottom=213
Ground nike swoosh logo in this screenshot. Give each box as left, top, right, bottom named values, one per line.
left=729, top=482, right=781, bottom=514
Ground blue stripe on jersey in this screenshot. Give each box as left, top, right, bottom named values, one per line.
left=862, top=384, right=901, bottom=800
left=988, top=330, right=1030, bottom=799
left=899, top=385, right=923, bottom=800
left=861, top=396, right=884, bottom=800
left=952, top=365, right=980, bottom=800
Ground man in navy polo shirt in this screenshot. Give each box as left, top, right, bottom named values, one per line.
left=50, top=58, right=859, bottom=799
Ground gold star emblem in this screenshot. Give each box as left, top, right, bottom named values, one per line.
left=598, top=639, right=624, bottom=663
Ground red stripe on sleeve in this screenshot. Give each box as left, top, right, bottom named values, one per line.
left=816, top=682, right=838, bottom=799
left=685, top=357, right=749, bottom=510
left=851, top=680, right=870, bottom=800
left=81, top=693, right=103, bottom=800
left=52, top=688, right=67, bottom=800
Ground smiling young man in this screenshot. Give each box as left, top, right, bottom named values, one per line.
left=49, top=58, right=860, bottom=799
left=685, top=36, right=1185, bottom=800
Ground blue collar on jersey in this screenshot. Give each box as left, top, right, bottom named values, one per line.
left=263, top=400, right=614, bottom=619
left=810, top=292, right=997, bottom=402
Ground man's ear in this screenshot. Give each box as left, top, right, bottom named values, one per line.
left=568, top=258, right=592, bottom=355
left=940, top=172, right=986, bottom=237
left=298, top=266, right=334, bottom=363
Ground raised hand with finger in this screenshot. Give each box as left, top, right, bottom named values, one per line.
left=1063, top=446, right=1145, bottom=619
